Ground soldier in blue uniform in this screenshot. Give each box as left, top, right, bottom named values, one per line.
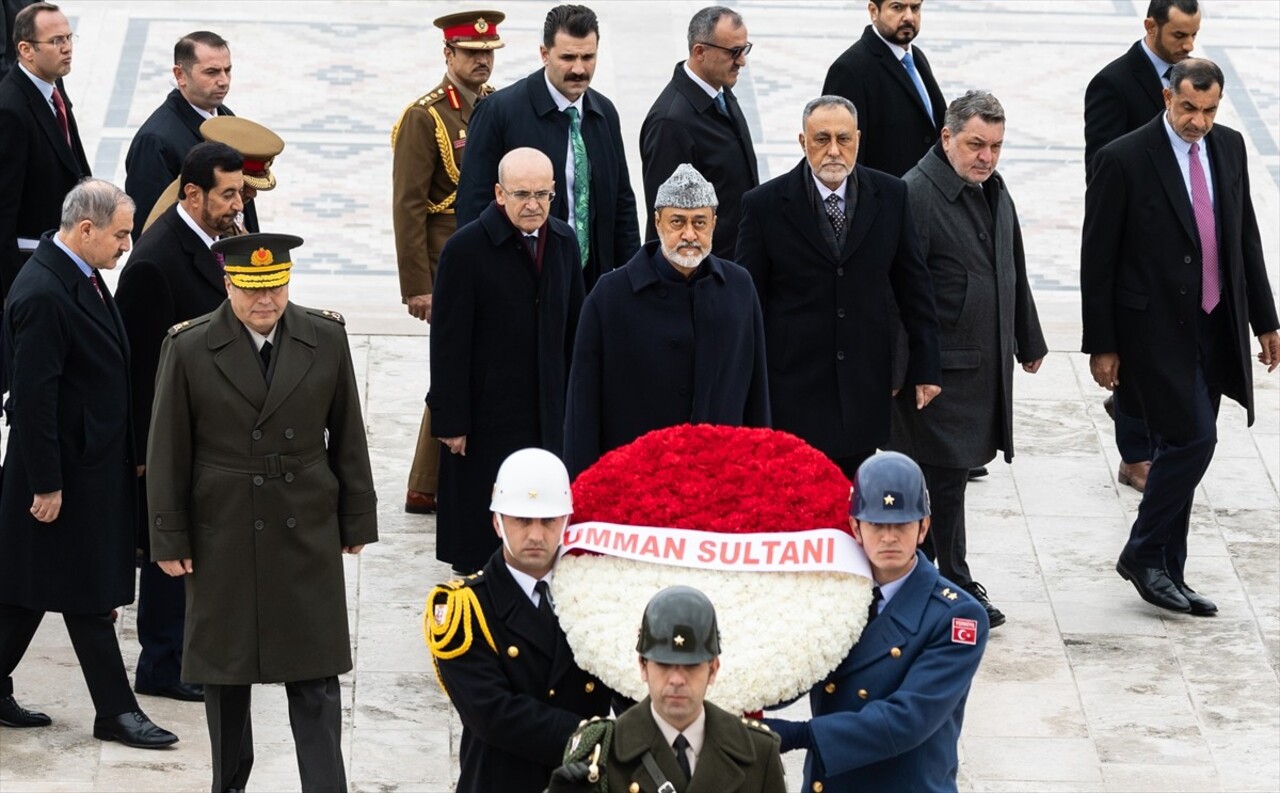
left=425, top=449, right=612, bottom=793
left=764, top=451, right=989, bottom=792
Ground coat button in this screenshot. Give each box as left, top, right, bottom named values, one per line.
left=548, top=689, right=555, bottom=697
left=1179, top=286, right=1188, bottom=295
left=978, top=232, right=988, bottom=241
left=284, top=428, right=295, bottom=439
left=585, top=681, right=595, bottom=693
left=1184, top=255, right=1193, bottom=264
left=837, top=308, right=846, bottom=318
left=836, top=351, right=845, bottom=361
left=813, top=783, right=825, bottom=793
left=836, top=267, right=844, bottom=276
left=658, top=288, right=668, bottom=298
left=253, top=520, right=264, bottom=530
left=630, top=784, right=640, bottom=793
left=507, top=645, right=519, bottom=658
left=251, top=430, right=263, bottom=440
left=858, top=688, right=868, bottom=699
left=890, top=647, right=902, bottom=658
left=253, top=475, right=264, bottom=486
left=824, top=682, right=836, bottom=694
left=285, top=472, right=295, bottom=483
left=286, top=518, right=297, bottom=528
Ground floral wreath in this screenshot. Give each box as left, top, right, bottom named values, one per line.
left=551, top=424, right=874, bottom=713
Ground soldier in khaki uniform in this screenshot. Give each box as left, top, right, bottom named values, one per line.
left=393, top=10, right=504, bottom=515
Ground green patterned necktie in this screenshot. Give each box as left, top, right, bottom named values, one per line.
left=565, top=105, right=590, bottom=268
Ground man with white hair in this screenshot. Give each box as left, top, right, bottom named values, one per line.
left=564, top=163, right=769, bottom=477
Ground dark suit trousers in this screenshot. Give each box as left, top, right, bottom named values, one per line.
left=917, top=464, right=973, bottom=586
left=1113, top=395, right=1154, bottom=464
left=134, top=561, right=186, bottom=689
left=1122, top=309, right=1227, bottom=583
left=205, top=676, right=346, bottom=793
left=0, top=604, right=138, bottom=716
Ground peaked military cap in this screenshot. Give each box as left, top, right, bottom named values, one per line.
left=434, top=10, right=505, bottom=50
left=214, top=232, right=303, bottom=289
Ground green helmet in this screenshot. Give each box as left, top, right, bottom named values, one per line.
left=636, top=586, right=720, bottom=664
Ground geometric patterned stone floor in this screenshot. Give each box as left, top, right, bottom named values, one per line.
left=2, top=1, right=1278, bottom=790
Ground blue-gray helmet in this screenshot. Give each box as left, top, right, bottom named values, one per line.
left=851, top=452, right=931, bottom=523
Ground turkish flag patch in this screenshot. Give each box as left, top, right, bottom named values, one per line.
left=951, top=618, right=978, bottom=645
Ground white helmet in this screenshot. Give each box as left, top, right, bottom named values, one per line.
left=489, top=448, right=573, bottom=518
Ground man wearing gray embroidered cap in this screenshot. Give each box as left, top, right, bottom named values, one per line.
left=563, top=163, right=770, bottom=477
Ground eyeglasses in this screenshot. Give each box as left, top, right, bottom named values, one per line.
left=697, top=40, right=752, bottom=60
left=501, top=186, right=556, bottom=204
left=26, top=34, right=77, bottom=48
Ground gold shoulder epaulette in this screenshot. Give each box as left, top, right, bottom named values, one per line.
left=391, top=89, right=446, bottom=147
left=307, top=308, right=345, bottom=325
left=423, top=578, right=497, bottom=693
left=167, top=315, right=212, bottom=337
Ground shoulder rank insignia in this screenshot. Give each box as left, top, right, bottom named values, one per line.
left=940, top=587, right=959, bottom=601
left=166, top=315, right=211, bottom=337
left=310, top=308, right=345, bottom=325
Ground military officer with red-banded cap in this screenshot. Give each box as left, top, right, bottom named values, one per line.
left=393, top=9, right=504, bottom=517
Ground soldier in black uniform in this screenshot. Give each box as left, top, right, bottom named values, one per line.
left=426, top=448, right=611, bottom=793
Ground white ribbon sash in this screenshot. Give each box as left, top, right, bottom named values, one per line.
left=560, top=521, right=871, bottom=578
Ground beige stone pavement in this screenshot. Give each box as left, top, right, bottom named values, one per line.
left=2, top=1, right=1279, bottom=791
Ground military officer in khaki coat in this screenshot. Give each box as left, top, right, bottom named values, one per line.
left=147, top=233, right=378, bottom=793
left=393, top=10, right=503, bottom=515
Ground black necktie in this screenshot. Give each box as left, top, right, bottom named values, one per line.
left=524, top=234, right=538, bottom=257
left=534, top=580, right=553, bottom=619
left=672, top=733, right=692, bottom=782
left=259, top=340, right=273, bottom=373
left=1162, top=66, right=1173, bottom=82
left=868, top=585, right=883, bottom=623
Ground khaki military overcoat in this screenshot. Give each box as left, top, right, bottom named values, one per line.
left=146, top=300, right=377, bottom=684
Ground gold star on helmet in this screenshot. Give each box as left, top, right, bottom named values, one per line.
left=673, top=634, right=685, bottom=646
left=883, top=493, right=896, bottom=506
left=528, top=489, right=539, bottom=499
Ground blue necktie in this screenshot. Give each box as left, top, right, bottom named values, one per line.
left=901, top=50, right=933, bottom=118
left=714, top=90, right=729, bottom=117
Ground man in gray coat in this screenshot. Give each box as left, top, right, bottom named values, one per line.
left=147, top=232, right=377, bottom=792
left=889, top=91, right=1047, bottom=628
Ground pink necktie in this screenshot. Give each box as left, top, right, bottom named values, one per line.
left=51, top=87, right=71, bottom=147
left=1189, top=142, right=1219, bottom=314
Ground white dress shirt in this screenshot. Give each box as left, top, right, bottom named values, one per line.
left=650, top=702, right=706, bottom=776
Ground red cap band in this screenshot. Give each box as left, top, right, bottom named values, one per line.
left=443, top=21, right=499, bottom=41
left=242, top=158, right=268, bottom=175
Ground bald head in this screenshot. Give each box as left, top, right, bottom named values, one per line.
left=495, top=148, right=556, bottom=233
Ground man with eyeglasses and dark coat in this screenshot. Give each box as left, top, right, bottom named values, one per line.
left=429, top=147, right=585, bottom=576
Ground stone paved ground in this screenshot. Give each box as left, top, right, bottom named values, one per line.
left=1, top=1, right=1277, bottom=791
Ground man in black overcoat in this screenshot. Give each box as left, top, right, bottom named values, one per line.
left=125, top=30, right=258, bottom=240
left=455, top=4, right=639, bottom=290
left=639, top=6, right=758, bottom=260
left=1081, top=59, right=1279, bottom=616
left=427, top=449, right=612, bottom=793
left=737, top=96, right=941, bottom=481
left=821, top=0, right=945, bottom=178
left=0, top=180, right=176, bottom=748
left=430, top=147, right=585, bottom=574
left=1083, top=0, right=1202, bottom=492
left=115, top=142, right=245, bottom=703
left=564, top=164, right=769, bottom=478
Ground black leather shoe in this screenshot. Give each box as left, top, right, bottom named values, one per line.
left=967, top=466, right=989, bottom=480
left=1176, top=583, right=1218, bottom=616
left=960, top=581, right=1006, bottom=627
left=134, top=681, right=204, bottom=702
left=93, top=711, right=178, bottom=748
left=0, top=695, right=51, bottom=728
left=1116, top=559, right=1191, bottom=613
